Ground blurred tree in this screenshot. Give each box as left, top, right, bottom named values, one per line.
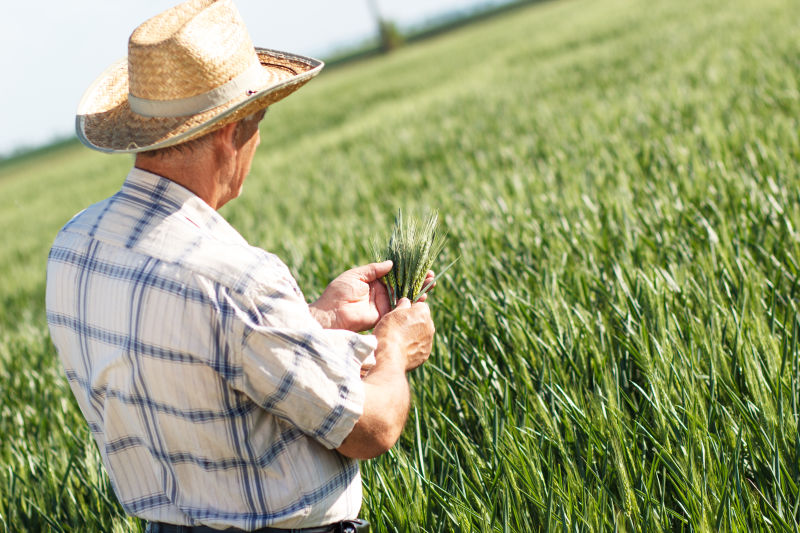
left=366, top=0, right=404, bottom=52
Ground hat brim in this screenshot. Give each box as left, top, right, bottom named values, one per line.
left=76, top=48, right=323, bottom=154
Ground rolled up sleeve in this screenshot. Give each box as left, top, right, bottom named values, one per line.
left=232, top=271, right=377, bottom=449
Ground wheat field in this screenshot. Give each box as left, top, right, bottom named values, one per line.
left=1, top=0, right=800, bottom=530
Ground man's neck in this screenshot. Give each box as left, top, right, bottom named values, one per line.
left=135, top=153, right=227, bottom=210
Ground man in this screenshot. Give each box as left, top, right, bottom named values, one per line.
left=45, top=1, right=435, bottom=532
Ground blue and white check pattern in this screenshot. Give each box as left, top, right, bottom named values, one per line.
left=46, top=168, right=376, bottom=529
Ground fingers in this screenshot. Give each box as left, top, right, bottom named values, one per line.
left=355, top=260, right=393, bottom=282
left=415, top=271, right=436, bottom=303
left=372, top=280, right=392, bottom=316
left=394, top=298, right=411, bottom=310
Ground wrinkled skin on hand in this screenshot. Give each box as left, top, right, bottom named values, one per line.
left=373, top=298, right=435, bottom=371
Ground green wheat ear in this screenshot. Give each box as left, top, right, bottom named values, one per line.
left=373, top=209, right=455, bottom=308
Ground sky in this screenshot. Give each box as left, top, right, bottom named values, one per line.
left=0, top=0, right=509, bottom=157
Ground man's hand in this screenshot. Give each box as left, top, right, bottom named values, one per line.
left=310, top=261, right=394, bottom=332
left=372, top=298, right=434, bottom=371
left=336, top=298, right=435, bottom=459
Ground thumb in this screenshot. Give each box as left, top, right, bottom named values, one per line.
left=394, top=298, right=411, bottom=310
left=357, top=260, right=393, bottom=282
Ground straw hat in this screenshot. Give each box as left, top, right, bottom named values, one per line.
left=76, top=0, right=323, bottom=153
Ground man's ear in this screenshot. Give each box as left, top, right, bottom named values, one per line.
left=213, top=122, right=239, bottom=156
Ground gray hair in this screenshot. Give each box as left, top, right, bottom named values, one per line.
left=139, top=108, right=268, bottom=159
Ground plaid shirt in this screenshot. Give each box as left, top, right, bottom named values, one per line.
left=45, top=168, right=376, bottom=529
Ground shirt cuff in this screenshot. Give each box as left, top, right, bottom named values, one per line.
left=314, top=331, right=377, bottom=449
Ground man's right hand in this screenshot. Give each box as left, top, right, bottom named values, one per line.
left=336, top=298, right=435, bottom=460
left=373, top=298, right=435, bottom=372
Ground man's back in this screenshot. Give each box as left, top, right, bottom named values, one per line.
left=54, top=4, right=436, bottom=529
left=46, top=168, right=375, bottom=529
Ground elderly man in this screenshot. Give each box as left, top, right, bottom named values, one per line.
left=45, top=1, right=435, bottom=532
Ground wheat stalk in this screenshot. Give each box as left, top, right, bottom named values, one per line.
left=373, top=209, right=454, bottom=308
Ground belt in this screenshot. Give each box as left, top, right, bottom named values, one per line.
left=146, top=518, right=370, bottom=533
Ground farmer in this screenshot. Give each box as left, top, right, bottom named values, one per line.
left=45, top=1, right=435, bottom=532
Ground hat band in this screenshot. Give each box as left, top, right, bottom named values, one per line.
left=128, top=61, right=265, bottom=118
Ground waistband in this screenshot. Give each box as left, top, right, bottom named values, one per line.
left=146, top=518, right=370, bottom=533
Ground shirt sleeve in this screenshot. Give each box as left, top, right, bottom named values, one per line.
left=230, top=262, right=376, bottom=450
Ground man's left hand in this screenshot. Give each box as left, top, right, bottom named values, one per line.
left=310, top=261, right=394, bottom=332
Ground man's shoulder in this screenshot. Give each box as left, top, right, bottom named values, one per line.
left=183, top=238, right=306, bottom=304
left=49, top=208, right=301, bottom=305
left=47, top=171, right=304, bottom=303
left=54, top=196, right=113, bottom=237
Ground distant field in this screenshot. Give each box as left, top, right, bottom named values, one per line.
left=2, top=0, right=800, bottom=530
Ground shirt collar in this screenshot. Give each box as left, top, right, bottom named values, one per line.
left=123, top=167, right=248, bottom=245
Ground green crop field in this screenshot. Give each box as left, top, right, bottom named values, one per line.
left=2, top=0, right=800, bottom=530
